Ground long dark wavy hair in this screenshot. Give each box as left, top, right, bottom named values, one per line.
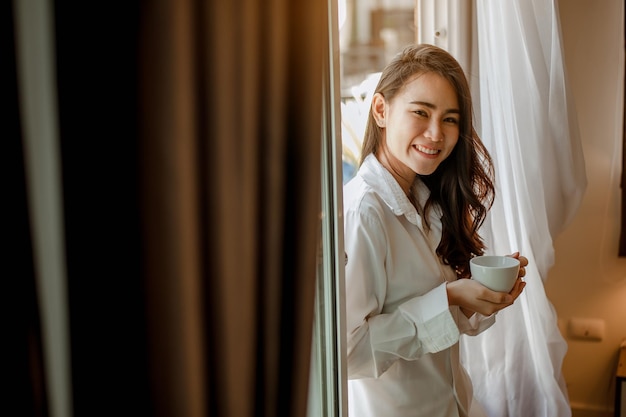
left=359, top=44, right=495, bottom=277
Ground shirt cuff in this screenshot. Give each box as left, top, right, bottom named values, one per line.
left=454, top=308, right=496, bottom=336
left=397, top=282, right=460, bottom=352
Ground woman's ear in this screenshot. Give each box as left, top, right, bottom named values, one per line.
left=371, top=92, right=386, bottom=127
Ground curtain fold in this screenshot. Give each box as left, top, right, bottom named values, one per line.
left=461, top=0, right=587, bottom=416
left=139, top=1, right=207, bottom=416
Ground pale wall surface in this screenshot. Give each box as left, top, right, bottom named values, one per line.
left=545, top=0, right=626, bottom=414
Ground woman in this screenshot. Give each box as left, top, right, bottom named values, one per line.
left=343, top=44, right=528, bottom=417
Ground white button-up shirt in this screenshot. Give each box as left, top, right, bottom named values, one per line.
left=344, top=154, right=495, bottom=417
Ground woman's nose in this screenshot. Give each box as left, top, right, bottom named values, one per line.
left=424, top=121, right=443, bottom=142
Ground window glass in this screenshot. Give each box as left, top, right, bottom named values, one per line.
left=340, top=0, right=417, bottom=183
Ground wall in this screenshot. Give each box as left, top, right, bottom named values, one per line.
left=545, top=0, right=626, bottom=415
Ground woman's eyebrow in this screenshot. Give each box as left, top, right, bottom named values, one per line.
left=410, top=100, right=460, bottom=114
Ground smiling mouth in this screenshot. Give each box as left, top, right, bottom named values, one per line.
left=415, top=144, right=440, bottom=155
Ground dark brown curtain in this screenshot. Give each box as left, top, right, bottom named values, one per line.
left=53, top=1, right=153, bottom=415
left=139, top=0, right=325, bottom=415
left=11, top=0, right=326, bottom=415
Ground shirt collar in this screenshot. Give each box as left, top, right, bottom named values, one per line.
left=359, top=154, right=432, bottom=226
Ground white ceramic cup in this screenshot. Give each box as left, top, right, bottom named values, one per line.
left=470, top=255, right=520, bottom=292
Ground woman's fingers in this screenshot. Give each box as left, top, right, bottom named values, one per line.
left=508, top=278, right=526, bottom=300
left=518, top=255, right=529, bottom=267
left=507, top=252, right=528, bottom=278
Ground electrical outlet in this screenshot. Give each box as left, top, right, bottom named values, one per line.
left=567, top=318, right=605, bottom=341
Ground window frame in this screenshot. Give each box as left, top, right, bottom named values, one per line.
left=308, top=0, right=348, bottom=415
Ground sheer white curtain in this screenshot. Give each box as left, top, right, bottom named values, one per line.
left=460, top=1, right=587, bottom=416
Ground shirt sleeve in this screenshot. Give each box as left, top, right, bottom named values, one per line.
left=344, top=208, right=463, bottom=379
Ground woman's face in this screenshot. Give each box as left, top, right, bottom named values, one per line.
left=373, top=72, right=460, bottom=180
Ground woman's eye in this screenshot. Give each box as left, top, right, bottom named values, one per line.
left=444, top=117, right=459, bottom=125
left=414, top=110, right=428, bottom=117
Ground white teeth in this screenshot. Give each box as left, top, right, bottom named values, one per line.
left=416, top=145, right=439, bottom=155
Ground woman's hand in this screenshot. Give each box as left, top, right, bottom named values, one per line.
left=508, top=251, right=528, bottom=280
left=448, top=252, right=528, bottom=317
left=447, top=278, right=524, bottom=317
